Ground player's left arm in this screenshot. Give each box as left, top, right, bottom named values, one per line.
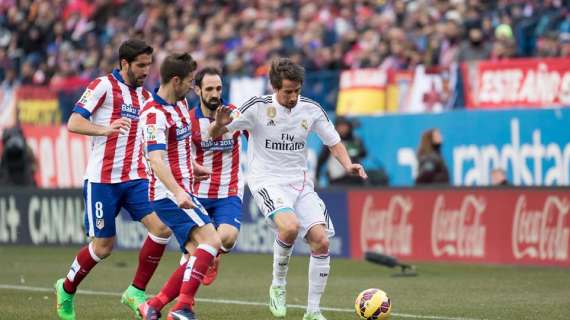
left=329, top=142, right=368, bottom=179
left=312, top=109, right=367, bottom=180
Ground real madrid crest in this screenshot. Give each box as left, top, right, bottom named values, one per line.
left=301, top=119, right=309, bottom=130
left=266, top=106, right=277, bottom=119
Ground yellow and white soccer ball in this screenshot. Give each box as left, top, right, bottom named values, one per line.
left=354, top=288, right=392, bottom=320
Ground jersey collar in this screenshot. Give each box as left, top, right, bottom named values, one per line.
left=273, top=93, right=296, bottom=112
left=112, top=69, right=139, bottom=89
left=195, top=104, right=207, bottom=119
left=152, top=88, right=176, bottom=107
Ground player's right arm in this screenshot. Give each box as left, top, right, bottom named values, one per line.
left=209, top=98, right=259, bottom=138
left=67, top=78, right=130, bottom=136
left=68, top=113, right=131, bottom=136
left=148, top=150, right=195, bottom=209
left=141, top=108, right=194, bottom=209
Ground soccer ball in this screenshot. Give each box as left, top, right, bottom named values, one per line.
left=354, top=288, right=392, bottom=320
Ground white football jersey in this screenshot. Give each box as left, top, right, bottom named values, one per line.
left=227, top=94, right=340, bottom=189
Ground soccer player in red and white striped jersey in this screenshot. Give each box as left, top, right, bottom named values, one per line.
left=188, top=67, right=245, bottom=285
left=138, top=53, right=221, bottom=320
left=54, top=39, right=172, bottom=320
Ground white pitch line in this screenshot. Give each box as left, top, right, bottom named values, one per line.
left=0, top=284, right=486, bottom=320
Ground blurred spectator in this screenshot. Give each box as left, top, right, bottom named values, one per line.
left=0, top=126, right=36, bottom=186
left=491, top=168, right=509, bottom=186
left=415, top=128, right=449, bottom=185
left=316, top=116, right=367, bottom=187
left=2, top=0, right=569, bottom=84
left=457, top=25, right=492, bottom=62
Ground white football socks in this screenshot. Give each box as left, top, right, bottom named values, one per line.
left=307, top=253, right=330, bottom=313
left=272, top=237, right=294, bottom=287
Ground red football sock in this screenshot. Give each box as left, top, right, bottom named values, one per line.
left=174, top=245, right=217, bottom=310
left=132, top=234, right=169, bottom=290
left=63, top=243, right=101, bottom=293
left=148, top=262, right=185, bottom=310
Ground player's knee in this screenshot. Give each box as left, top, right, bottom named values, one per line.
left=309, top=233, right=330, bottom=254
left=207, top=235, right=222, bottom=252
left=92, top=241, right=114, bottom=259
left=280, top=221, right=300, bottom=242
left=203, top=228, right=222, bottom=251
left=221, top=234, right=238, bottom=252
left=153, top=225, right=172, bottom=239
left=148, top=221, right=172, bottom=238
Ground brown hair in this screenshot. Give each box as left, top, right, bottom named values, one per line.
left=118, top=39, right=153, bottom=67
left=194, top=67, right=222, bottom=88
left=269, top=57, right=304, bottom=89
left=160, top=53, right=198, bottom=84
left=417, top=128, right=438, bottom=157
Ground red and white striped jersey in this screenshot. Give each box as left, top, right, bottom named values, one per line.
left=189, top=105, right=244, bottom=199
left=139, top=91, right=194, bottom=201
left=73, top=69, right=150, bottom=184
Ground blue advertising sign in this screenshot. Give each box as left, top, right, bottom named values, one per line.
left=355, top=108, right=570, bottom=186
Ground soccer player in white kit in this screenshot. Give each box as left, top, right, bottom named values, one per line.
left=210, top=58, right=367, bottom=320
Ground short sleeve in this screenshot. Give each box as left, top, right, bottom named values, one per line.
left=140, top=108, right=168, bottom=152
left=312, top=110, right=341, bottom=147
left=73, top=78, right=108, bottom=119
left=226, top=97, right=259, bottom=132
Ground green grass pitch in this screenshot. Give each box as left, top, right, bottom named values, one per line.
left=0, top=246, right=569, bottom=319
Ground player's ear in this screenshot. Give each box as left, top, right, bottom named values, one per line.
left=119, top=58, right=128, bottom=70
left=193, top=84, right=201, bottom=96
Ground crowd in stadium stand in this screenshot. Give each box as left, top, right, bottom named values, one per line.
left=1, top=0, right=570, bottom=90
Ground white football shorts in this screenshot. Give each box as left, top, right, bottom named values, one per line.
left=251, top=178, right=335, bottom=240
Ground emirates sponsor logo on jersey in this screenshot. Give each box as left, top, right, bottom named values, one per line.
left=264, top=133, right=305, bottom=152
left=512, top=195, right=569, bottom=261
left=431, top=195, right=486, bottom=258
left=201, top=139, right=234, bottom=151
left=120, top=104, right=139, bottom=120
left=176, top=124, right=191, bottom=141
left=360, top=195, right=413, bottom=256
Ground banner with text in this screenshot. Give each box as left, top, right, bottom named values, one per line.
left=22, top=125, right=91, bottom=188
left=348, top=188, right=570, bottom=267
left=356, top=108, right=570, bottom=186
left=462, top=58, right=570, bottom=109
left=0, top=187, right=350, bottom=257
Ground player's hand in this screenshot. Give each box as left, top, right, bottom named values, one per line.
left=193, top=163, right=212, bottom=182
left=347, top=163, right=368, bottom=179
left=174, top=190, right=196, bottom=209
left=105, top=118, right=131, bottom=136
left=214, top=106, right=233, bottom=126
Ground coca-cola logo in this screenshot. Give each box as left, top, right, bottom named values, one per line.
left=360, top=195, right=413, bottom=256
left=512, top=196, right=569, bottom=261
left=431, top=195, right=486, bottom=258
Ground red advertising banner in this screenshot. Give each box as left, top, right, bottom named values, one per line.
left=22, top=125, right=90, bottom=188
left=462, top=58, right=570, bottom=109
left=348, top=189, right=570, bottom=267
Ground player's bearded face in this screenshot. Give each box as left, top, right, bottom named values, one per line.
left=126, top=54, right=152, bottom=87
left=198, top=74, right=223, bottom=111
left=202, top=94, right=221, bottom=111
